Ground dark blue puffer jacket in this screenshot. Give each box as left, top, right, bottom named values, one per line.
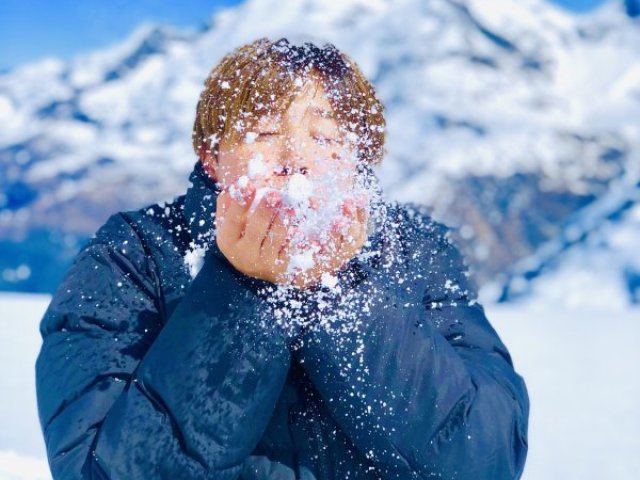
left=35, top=161, right=529, bottom=480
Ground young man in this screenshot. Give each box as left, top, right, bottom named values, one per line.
left=35, top=37, right=529, bottom=479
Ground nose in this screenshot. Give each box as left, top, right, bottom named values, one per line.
left=278, top=135, right=309, bottom=175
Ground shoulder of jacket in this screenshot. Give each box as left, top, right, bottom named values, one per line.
left=82, top=211, right=151, bottom=275
left=96, top=195, right=187, bottom=246
left=85, top=194, right=185, bottom=273
left=394, top=202, right=480, bottom=301
left=392, top=201, right=454, bottom=252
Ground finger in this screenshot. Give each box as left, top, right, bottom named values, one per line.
left=240, top=190, right=282, bottom=255
left=235, top=186, right=259, bottom=240
left=356, top=205, right=368, bottom=225
left=354, top=192, right=370, bottom=210
left=340, top=198, right=357, bottom=217
left=330, top=215, right=351, bottom=238
left=329, top=213, right=364, bottom=267
left=259, top=210, right=280, bottom=252
left=276, top=208, right=296, bottom=254
left=345, top=209, right=367, bottom=247
left=328, top=231, right=349, bottom=267
left=277, top=234, right=291, bottom=261
left=216, top=185, right=256, bottom=244
left=261, top=211, right=290, bottom=272
left=339, top=204, right=366, bottom=243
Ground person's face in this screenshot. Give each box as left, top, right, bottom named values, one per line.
left=205, top=78, right=360, bottom=207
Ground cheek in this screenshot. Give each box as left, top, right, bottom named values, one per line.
left=334, top=168, right=358, bottom=190
left=306, top=148, right=358, bottom=193
left=309, top=167, right=359, bottom=205
left=219, top=146, right=276, bottom=185
left=309, top=144, right=355, bottom=174
left=220, top=164, right=244, bottom=186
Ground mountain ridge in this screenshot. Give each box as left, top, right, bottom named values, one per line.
left=1, top=0, right=638, bottom=304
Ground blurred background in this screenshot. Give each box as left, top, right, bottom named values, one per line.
left=1, top=0, right=638, bottom=479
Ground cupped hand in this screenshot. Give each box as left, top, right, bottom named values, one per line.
left=215, top=180, right=369, bottom=290
left=215, top=182, right=293, bottom=285
left=287, top=199, right=368, bottom=290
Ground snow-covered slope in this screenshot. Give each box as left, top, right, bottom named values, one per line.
left=0, top=294, right=51, bottom=480
left=1, top=0, right=639, bottom=299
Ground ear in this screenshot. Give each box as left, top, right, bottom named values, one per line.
left=200, top=150, right=218, bottom=182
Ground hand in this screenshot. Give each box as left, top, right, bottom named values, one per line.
left=287, top=199, right=368, bottom=290
left=215, top=182, right=294, bottom=285
left=215, top=180, right=368, bottom=290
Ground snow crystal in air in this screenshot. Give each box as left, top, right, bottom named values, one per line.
left=237, top=175, right=249, bottom=189
left=283, top=172, right=313, bottom=206
left=286, top=244, right=319, bottom=275
left=184, top=243, right=207, bottom=279
left=248, top=153, right=268, bottom=178
left=245, top=131, right=259, bottom=144
left=320, top=272, right=339, bottom=289
left=208, top=133, right=219, bottom=149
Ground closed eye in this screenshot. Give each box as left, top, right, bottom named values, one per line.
left=313, top=134, right=339, bottom=144
left=251, top=132, right=280, bottom=142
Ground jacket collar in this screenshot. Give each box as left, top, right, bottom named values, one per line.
left=183, top=160, right=226, bottom=261
left=182, top=160, right=389, bottom=290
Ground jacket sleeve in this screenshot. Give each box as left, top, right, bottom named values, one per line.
left=293, top=218, right=530, bottom=480
left=35, top=213, right=292, bottom=480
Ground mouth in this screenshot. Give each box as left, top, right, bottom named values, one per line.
left=234, top=162, right=371, bottom=231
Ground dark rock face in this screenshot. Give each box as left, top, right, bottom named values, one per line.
left=626, top=0, right=640, bottom=18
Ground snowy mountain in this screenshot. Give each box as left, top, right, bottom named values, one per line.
left=1, top=0, right=639, bottom=303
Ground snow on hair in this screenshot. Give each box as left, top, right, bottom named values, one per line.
left=192, top=37, right=386, bottom=167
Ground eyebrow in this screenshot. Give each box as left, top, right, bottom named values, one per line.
left=254, top=106, right=335, bottom=128
left=308, top=106, right=334, bottom=119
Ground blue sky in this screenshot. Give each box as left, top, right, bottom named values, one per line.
left=0, top=0, right=608, bottom=72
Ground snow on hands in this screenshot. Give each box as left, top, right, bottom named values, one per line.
left=222, top=147, right=371, bottom=286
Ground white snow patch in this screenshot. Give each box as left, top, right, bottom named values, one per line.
left=244, top=131, right=259, bottom=144
left=183, top=243, right=208, bottom=278
left=320, top=272, right=339, bottom=289
left=0, top=293, right=51, bottom=479
left=248, top=153, right=268, bottom=178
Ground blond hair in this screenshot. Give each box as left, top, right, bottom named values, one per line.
left=192, top=37, right=386, bottom=167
